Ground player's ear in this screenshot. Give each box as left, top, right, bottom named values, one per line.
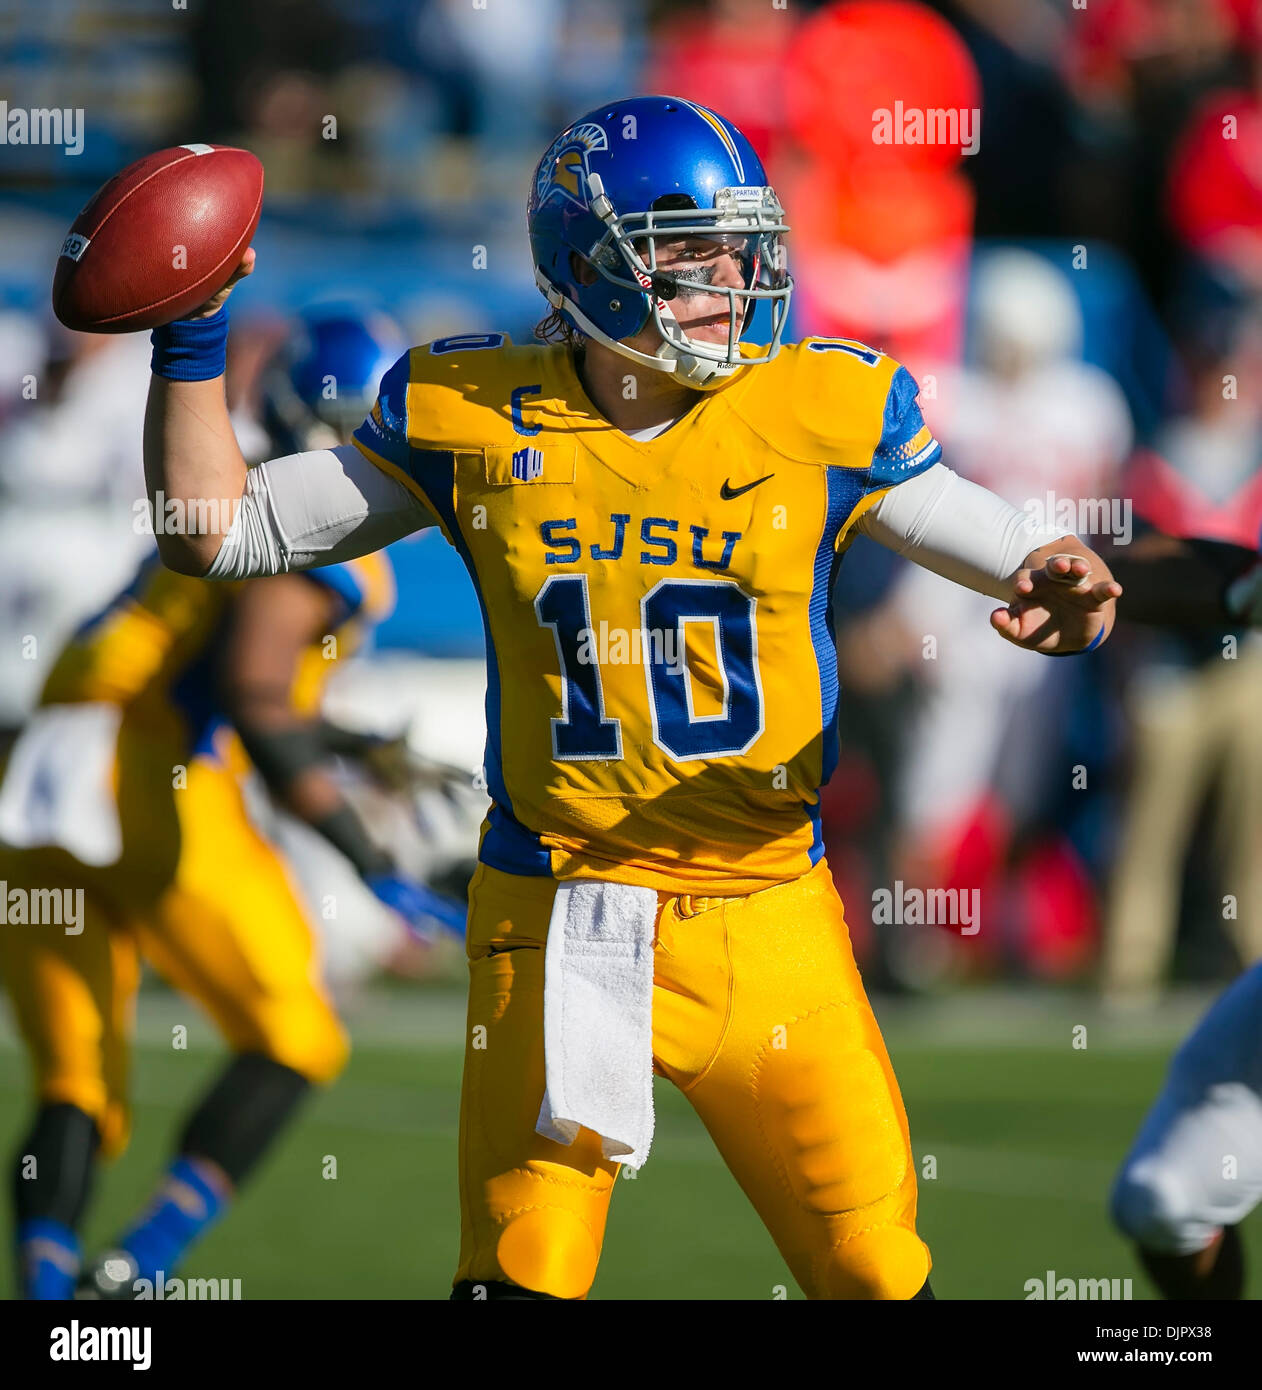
left=569, top=251, right=598, bottom=287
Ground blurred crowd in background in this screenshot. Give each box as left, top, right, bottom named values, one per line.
left=2, top=0, right=1261, bottom=1000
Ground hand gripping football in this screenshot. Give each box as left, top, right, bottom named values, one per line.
left=52, top=143, right=263, bottom=333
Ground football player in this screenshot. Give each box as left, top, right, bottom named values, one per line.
left=0, top=306, right=454, bottom=1300
left=1110, top=962, right=1262, bottom=1299
left=1101, top=530, right=1262, bottom=1299
left=141, top=96, right=1119, bottom=1300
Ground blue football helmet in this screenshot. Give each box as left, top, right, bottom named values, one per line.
left=260, top=304, right=407, bottom=454
left=528, top=95, right=792, bottom=390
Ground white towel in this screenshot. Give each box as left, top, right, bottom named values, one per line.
left=536, top=878, right=659, bottom=1169
left=0, top=703, right=123, bottom=866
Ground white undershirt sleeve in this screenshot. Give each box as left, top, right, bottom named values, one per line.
left=205, top=443, right=436, bottom=579
left=856, top=461, right=1073, bottom=600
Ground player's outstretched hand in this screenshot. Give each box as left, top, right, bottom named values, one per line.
left=185, top=248, right=256, bottom=320
left=990, top=551, right=1122, bottom=654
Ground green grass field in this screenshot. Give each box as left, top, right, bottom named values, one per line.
left=2, top=983, right=1259, bottom=1300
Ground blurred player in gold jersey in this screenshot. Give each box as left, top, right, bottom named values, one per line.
left=0, top=308, right=458, bottom=1300
left=142, top=98, right=1119, bottom=1299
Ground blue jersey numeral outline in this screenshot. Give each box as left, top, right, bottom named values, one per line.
left=534, top=574, right=763, bottom=763
left=429, top=332, right=505, bottom=355
left=806, top=337, right=883, bottom=367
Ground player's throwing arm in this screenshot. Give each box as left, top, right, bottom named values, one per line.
left=141, top=243, right=257, bottom=576
left=51, top=143, right=262, bottom=574
left=54, top=143, right=434, bottom=580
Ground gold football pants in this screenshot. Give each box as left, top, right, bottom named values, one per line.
left=0, top=728, right=347, bottom=1158
left=455, top=857, right=930, bottom=1299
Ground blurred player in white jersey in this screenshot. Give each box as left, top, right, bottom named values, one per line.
left=887, top=250, right=1133, bottom=973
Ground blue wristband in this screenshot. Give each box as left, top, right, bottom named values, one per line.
left=150, top=306, right=229, bottom=381
left=1049, top=626, right=1107, bottom=656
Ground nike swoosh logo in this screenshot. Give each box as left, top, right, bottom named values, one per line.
left=720, top=474, right=774, bottom=500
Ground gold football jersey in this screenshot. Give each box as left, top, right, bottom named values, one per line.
left=354, top=334, right=939, bottom=893
left=41, top=552, right=395, bottom=754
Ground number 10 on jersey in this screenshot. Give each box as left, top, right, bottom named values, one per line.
left=534, top=575, right=765, bottom=763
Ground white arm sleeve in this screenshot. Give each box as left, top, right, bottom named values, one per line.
left=856, top=462, right=1072, bottom=600
left=205, top=443, right=436, bottom=579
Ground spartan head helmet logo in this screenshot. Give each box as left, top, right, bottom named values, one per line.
left=536, top=121, right=609, bottom=210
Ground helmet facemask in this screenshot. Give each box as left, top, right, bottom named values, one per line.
left=572, top=176, right=792, bottom=389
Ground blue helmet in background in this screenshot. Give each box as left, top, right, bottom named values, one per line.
left=261, top=304, right=408, bottom=455
left=527, top=95, right=792, bottom=390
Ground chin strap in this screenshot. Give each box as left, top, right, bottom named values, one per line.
left=658, top=340, right=738, bottom=390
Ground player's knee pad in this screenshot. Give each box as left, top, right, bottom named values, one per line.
left=492, top=1203, right=602, bottom=1300
left=813, top=1223, right=931, bottom=1300
left=1110, top=1158, right=1195, bottom=1252
left=460, top=1156, right=612, bottom=1300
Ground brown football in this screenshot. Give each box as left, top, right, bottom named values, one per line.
left=52, top=143, right=264, bottom=333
